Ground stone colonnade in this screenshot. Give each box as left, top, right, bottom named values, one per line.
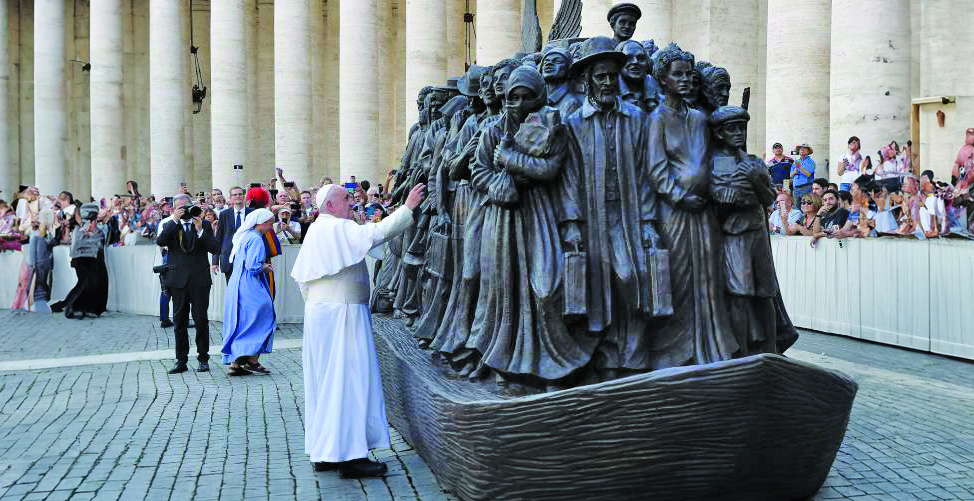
left=0, top=0, right=971, bottom=199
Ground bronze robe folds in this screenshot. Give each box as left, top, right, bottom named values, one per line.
left=647, top=102, right=738, bottom=368
left=563, top=98, right=660, bottom=370
left=466, top=108, right=595, bottom=380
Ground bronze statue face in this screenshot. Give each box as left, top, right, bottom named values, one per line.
left=505, top=87, right=539, bottom=124
left=587, top=59, right=621, bottom=107
left=492, top=68, right=513, bottom=101
left=708, top=81, right=731, bottom=108
left=716, top=120, right=747, bottom=149
left=428, top=92, right=448, bottom=121
left=541, top=53, right=570, bottom=81
left=620, top=43, right=649, bottom=81
left=661, top=59, right=692, bottom=98
left=611, top=14, right=638, bottom=41
left=479, top=74, right=497, bottom=106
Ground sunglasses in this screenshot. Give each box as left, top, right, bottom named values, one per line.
left=801, top=200, right=814, bottom=205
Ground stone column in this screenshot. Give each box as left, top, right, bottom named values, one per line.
left=275, top=0, right=313, bottom=189
left=579, top=0, right=610, bottom=38
left=406, top=0, right=446, bottom=126
left=149, top=0, right=188, bottom=197
left=766, top=0, right=830, bottom=178
left=340, top=0, right=382, bottom=184
left=614, top=0, right=671, bottom=44
left=829, top=0, right=910, bottom=173
left=211, top=0, right=248, bottom=193
left=446, top=0, right=465, bottom=75
left=475, top=0, right=519, bottom=65
left=90, top=0, right=126, bottom=199
left=919, top=0, right=974, bottom=180
left=34, top=0, right=68, bottom=194
left=256, top=0, right=274, bottom=179
left=0, top=0, right=9, bottom=198
left=19, top=0, right=33, bottom=186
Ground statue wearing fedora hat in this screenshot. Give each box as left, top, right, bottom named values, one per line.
left=563, top=36, right=669, bottom=378
left=607, top=3, right=641, bottom=44
left=709, top=105, right=799, bottom=356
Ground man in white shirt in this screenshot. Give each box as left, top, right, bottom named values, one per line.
left=768, top=192, right=803, bottom=234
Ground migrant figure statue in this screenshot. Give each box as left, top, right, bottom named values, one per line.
left=436, top=60, right=522, bottom=377
left=465, top=66, right=595, bottom=384
left=563, top=37, right=671, bottom=378
left=709, top=106, right=799, bottom=354
left=646, top=43, right=738, bottom=367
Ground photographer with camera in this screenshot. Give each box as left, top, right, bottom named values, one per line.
left=156, top=193, right=221, bottom=374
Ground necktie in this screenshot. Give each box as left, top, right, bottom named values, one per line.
left=235, top=210, right=241, bottom=230
left=184, top=223, right=191, bottom=234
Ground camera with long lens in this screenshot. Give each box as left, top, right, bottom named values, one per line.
left=179, top=204, right=203, bottom=221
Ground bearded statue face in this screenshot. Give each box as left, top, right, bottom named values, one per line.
left=586, top=59, right=621, bottom=108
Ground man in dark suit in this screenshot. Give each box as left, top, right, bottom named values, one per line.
left=157, top=193, right=221, bottom=374
left=215, top=186, right=252, bottom=283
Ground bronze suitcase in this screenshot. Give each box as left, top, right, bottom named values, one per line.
left=563, top=250, right=587, bottom=317
left=427, top=225, right=450, bottom=280
left=646, top=248, right=673, bottom=317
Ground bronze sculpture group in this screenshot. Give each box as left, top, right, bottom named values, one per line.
left=372, top=3, right=799, bottom=389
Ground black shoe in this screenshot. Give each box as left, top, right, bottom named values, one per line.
left=243, top=361, right=271, bottom=375
left=339, top=458, right=387, bottom=478
left=197, top=362, right=210, bottom=372
left=312, top=461, right=340, bottom=472
left=160, top=319, right=174, bottom=328
left=64, top=306, right=76, bottom=319
left=227, top=365, right=253, bottom=377
left=168, top=362, right=188, bottom=374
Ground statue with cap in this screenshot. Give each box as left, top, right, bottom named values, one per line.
left=540, top=45, right=583, bottom=118
left=709, top=105, right=799, bottom=356
left=563, top=36, right=669, bottom=380
left=463, top=65, right=593, bottom=384
left=607, top=3, right=641, bottom=44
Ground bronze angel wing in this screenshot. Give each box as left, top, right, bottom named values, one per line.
left=521, top=0, right=543, bottom=52
left=548, top=0, right=583, bottom=41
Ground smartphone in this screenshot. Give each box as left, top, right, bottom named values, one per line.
left=283, top=181, right=295, bottom=188
left=249, top=182, right=262, bottom=189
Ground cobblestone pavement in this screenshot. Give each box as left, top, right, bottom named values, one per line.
left=0, top=309, right=972, bottom=500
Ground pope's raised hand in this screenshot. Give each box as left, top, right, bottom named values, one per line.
left=405, top=184, right=426, bottom=210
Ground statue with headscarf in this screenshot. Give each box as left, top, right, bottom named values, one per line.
left=463, top=65, right=595, bottom=384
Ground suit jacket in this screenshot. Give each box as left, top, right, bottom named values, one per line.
left=156, top=219, right=220, bottom=289
left=215, top=207, right=252, bottom=270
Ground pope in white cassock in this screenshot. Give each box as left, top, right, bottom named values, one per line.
left=292, top=182, right=426, bottom=479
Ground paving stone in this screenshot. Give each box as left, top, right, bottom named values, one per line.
left=1, top=312, right=972, bottom=500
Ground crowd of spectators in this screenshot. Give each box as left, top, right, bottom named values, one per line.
left=766, top=134, right=974, bottom=245
left=0, top=168, right=399, bottom=257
